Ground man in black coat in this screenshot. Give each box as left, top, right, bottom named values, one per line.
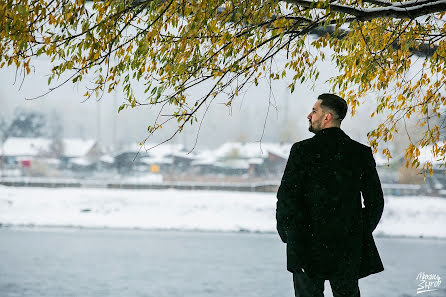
left=276, top=93, right=385, bottom=297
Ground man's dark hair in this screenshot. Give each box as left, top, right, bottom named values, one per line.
left=317, top=93, right=348, bottom=122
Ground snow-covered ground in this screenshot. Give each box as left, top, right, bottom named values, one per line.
left=0, top=186, right=445, bottom=238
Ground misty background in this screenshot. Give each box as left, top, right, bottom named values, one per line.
left=0, top=53, right=391, bottom=153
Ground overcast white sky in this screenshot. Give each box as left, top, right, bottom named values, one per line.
left=0, top=45, right=385, bottom=152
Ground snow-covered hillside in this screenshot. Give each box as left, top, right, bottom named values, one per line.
left=0, top=186, right=445, bottom=238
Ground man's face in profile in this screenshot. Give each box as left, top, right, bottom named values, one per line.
left=307, top=100, right=325, bottom=134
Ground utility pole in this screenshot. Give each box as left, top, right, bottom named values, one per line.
left=113, top=91, right=117, bottom=152
left=97, top=99, right=101, bottom=150
left=281, top=87, right=291, bottom=142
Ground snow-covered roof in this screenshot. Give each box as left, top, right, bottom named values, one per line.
left=140, top=157, right=173, bottom=165
left=189, top=142, right=291, bottom=166
left=248, top=158, right=264, bottom=165
left=0, top=137, right=97, bottom=158
left=70, top=157, right=93, bottom=166
left=99, top=155, right=114, bottom=164
left=210, top=142, right=293, bottom=159
left=62, top=139, right=96, bottom=158
left=267, top=146, right=291, bottom=160
left=171, top=151, right=197, bottom=160
left=0, top=137, right=51, bottom=157
left=117, top=143, right=185, bottom=159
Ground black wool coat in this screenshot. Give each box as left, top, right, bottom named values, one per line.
left=276, top=127, right=384, bottom=280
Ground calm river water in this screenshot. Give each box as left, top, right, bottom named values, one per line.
left=0, top=228, right=445, bottom=297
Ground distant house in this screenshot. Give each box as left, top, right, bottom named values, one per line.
left=191, top=142, right=292, bottom=176
left=212, top=142, right=284, bottom=159
left=0, top=137, right=99, bottom=175
left=0, top=137, right=98, bottom=159
left=215, top=158, right=250, bottom=175
left=62, top=139, right=98, bottom=159
left=248, top=158, right=264, bottom=176
left=0, top=137, right=51, bottom=158
left=190, top=158, right=215, bottom=175
left=264, top=146, right=291, bottom=176
left=140, top=156, right=173, bottom=173
left=96, top=154, right=115, bottom=171
left=0, top=137, right=53, bottom=172
left=170, top=151, right=196, bottom=174
left=113, top=148, right=151, bottom=174
left=61, top=139, right=99, bottom=170
left=113, top=143, right=184, bottom=174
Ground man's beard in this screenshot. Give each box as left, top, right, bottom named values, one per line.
left=308, top=121, right=318, bottom=134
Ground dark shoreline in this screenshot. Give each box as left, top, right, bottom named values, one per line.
left=1, top=223, right=445, bottom=241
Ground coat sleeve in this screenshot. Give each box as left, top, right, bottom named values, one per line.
left=276, top=143, right=305, bottom=243
left=360, top=147, right=384, bottom=233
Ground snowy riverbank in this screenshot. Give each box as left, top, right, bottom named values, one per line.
left=0, top=186, right=445, bottom=238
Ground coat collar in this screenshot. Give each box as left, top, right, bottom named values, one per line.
left=313, top=127, right=349, bottom=139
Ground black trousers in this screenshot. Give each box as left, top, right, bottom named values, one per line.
left=293, top=272, right=360, bottom=297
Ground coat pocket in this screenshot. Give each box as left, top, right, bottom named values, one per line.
left=286, top=225, right=311, bottom=272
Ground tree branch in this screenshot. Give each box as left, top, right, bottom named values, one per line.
left=363, top=0, right=436, bottom=9
left=284, top=0, right=446, bottom=20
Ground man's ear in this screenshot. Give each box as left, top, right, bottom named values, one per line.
left=325, top=113, right=332, bottom=122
